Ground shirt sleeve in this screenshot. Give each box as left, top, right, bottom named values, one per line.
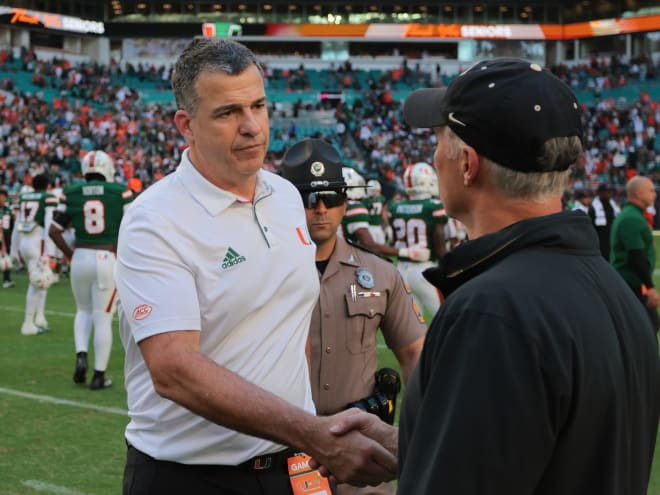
left=114, top=203, right=201, bottom=343
left=380, top=266, right=426, bottom=351
left=398, top=307, right=562, bottom=494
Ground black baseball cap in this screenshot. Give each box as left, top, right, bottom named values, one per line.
left=280, top=138, right=348, bottom=191
left=403, top=58, right=583, bottom=173
left=574, top=188, right=592, bottom=199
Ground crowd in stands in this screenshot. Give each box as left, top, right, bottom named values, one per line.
left=0, top=46, right=659, bottom=211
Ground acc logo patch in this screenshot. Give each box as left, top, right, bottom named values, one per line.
left=132, top=304, right=153, bottom=321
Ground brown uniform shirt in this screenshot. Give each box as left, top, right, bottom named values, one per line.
left=310, top=237, right=426, bottom=495
left=311, top=237, right=426, bottom=413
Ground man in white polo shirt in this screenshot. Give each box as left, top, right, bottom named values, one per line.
left=114, top=38, right=396, bottom=495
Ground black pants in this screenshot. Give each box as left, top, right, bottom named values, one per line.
left=123, top=445, right=300, bottom=495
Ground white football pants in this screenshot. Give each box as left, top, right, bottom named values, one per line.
left=70, top=248, right=117, bottom=372
left=397, top=260, right=442, bottom=320
left=18, top=227, right=48, bottom=326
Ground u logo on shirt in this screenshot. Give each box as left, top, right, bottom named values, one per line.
left=296, top=226, right=312, bottom=246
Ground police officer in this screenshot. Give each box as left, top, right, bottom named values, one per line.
left=281, top=138, right=426, bottom=495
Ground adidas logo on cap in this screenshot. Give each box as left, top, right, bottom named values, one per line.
left=221, top=247, right=246, bottom=269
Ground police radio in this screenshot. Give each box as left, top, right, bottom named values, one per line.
left=345, top=368, right=401, bottom=425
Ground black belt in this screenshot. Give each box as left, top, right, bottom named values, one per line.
left=236, top=447, right=298, bottom=472
left=127, top=442, right=297, bottom=473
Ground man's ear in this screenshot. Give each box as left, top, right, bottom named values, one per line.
left=174, top=109, right=193, bottom=142
left=462, top=145, right=481, bottom=187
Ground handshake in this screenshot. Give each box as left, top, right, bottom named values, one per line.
left=398, top=244, right=431, bottom=262
left=307, top=408, right=399, bottom=488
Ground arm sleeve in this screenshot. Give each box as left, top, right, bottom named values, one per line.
left=628, top=249, right=654, bottom=287
left=51, top=210, right=71, bottom=230
left=380, top=267, right=426, bottom=351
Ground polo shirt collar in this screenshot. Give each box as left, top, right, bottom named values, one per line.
left=176, top=149, right=274, bottom=216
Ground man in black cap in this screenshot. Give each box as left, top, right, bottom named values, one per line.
left=589, top=182, right=621, bottom=259
left=280, top=138, right=426, bottom=495
left=326, top=59, right=660, bottom=495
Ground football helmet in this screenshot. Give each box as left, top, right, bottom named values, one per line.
left=366, top=179, right=382, bottom=198
left=29, top=257, right=55, bottom=289
left=403, top=162, right=438, bottom=200
left=342, top=167, right=367, bottom=200
left=82, top=150, right=115, bottom=183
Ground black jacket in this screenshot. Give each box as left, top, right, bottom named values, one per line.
left=398, top=211, right=660, bottom=495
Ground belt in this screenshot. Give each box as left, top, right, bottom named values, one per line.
left=127, top=442, right=297, bottom=473
left=236, top=447, right=298, bottom=472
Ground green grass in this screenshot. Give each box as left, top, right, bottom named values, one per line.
left=2, top=249, right=660, bottom=494
left=0, top=271, right=405, bottom=495
left=0, top=272, right=128, bottom=495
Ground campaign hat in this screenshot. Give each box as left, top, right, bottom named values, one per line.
left=280, top=138, right=348, bottom=191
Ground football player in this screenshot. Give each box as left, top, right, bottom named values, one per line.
left=342, top=167, right=429, bottom=262
left=364, top=178, right=388, bottom=245
left=0, top=187, right=14, bottom=288
left=15, top=173, right=58, bottom=335
left=390, top=162, right=448, bottom=317
left=49, top=150, right=134, bottom=390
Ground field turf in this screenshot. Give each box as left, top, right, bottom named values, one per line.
left=1, top=242, right=660, bottom=495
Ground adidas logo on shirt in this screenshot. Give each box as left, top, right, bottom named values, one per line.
left=221, top=247, right=246, bottom=269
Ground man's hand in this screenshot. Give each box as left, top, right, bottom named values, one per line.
left=647, top=287, right=660, bottom=309
left=307, top=409, right=398, bottom=485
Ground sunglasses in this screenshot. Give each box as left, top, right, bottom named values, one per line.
left=301, top=190, right=347, bottom=209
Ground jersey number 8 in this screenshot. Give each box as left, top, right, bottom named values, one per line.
left=83, top=199, right=106, bottom=234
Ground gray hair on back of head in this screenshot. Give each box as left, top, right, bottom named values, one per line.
left=445, top=128, right=579, bottom=200
left=171, top=38, right=263, bottom=115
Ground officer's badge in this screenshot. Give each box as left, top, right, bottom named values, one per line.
left=356, top=267, right=375, bottom=289
left=310, top=161, right=325, bottom=177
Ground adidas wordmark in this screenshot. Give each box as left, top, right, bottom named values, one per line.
left=222, top=247, right=246, bottom=269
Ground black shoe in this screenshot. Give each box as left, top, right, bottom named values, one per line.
left=90, top=371, right=113, bottom=391
left=73, top=352, right=87, bottom=384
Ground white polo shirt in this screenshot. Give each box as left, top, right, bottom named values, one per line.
left=115, top=150, right=319, bottom=465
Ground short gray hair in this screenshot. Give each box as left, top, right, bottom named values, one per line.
left=171, top=38, right=263, bottom=115
left=444, top=128, right=578, bottom=199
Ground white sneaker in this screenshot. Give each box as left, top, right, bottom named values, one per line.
left=21, top=321, right=41, bottom=335
left=2, top=280, right=14, bottom=288
left=35, top=317, right=49, bottom=330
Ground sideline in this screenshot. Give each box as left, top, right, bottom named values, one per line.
left=21, top=480, right=90, bottom=495
left=0, top=386, right=127, bottom=416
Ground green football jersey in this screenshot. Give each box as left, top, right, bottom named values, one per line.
left=341, top=199, right=370, bottom=242
left=0, top=203, right=11, bottom=234
left=60, top=181, right=134, bottom=245
left=390, top=197, right=447, bottom=260
left=363, top=194, right=386, bottom=227
left=17, top=190, right=59, bottom=232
